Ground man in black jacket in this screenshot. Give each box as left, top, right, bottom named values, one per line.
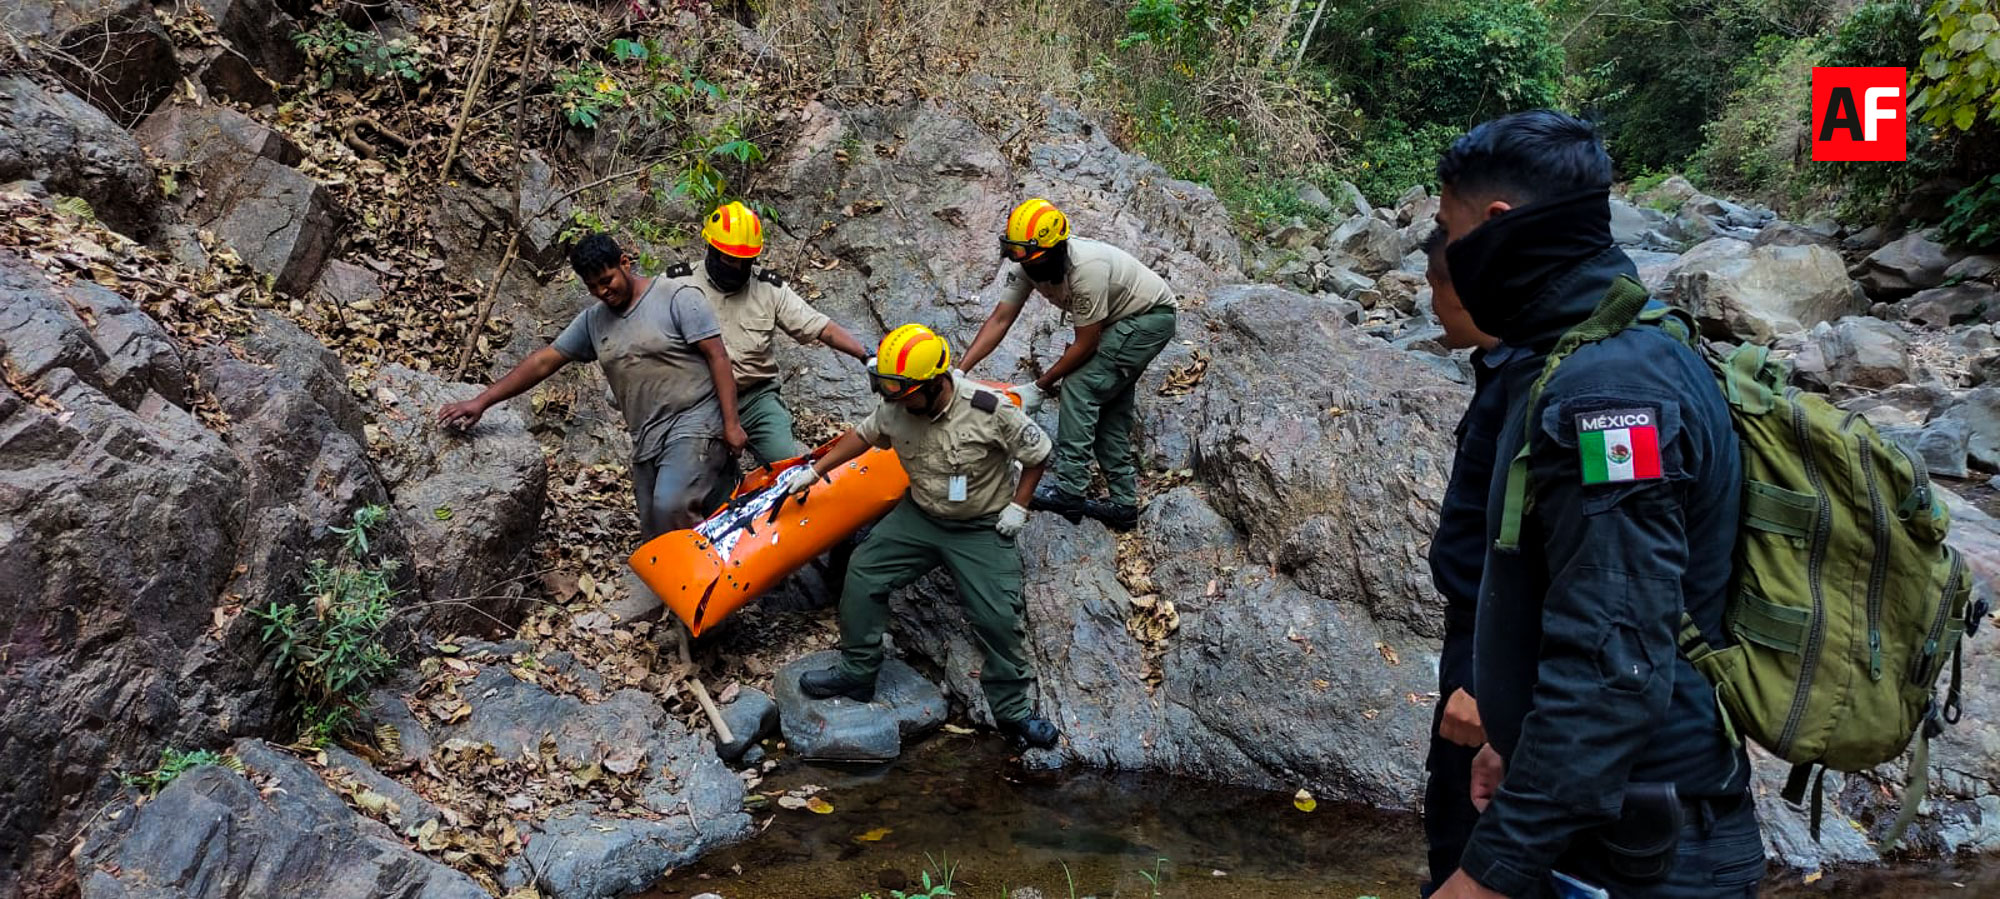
left=1429, top=111, right=1761, bottom=899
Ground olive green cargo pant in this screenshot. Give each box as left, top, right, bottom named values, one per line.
left=836, top=499, right=1036, bottom=722
left=1054, top=305, right=1177, bottom=505
left=737, top=379, right=805, bottom=465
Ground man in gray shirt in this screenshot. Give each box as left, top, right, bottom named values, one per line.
left=438, top=233, right=748, bottom=536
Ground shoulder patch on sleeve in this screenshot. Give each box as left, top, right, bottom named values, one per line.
left=663, top=261, right=692, bottom=278
left=756, top=269, right=787, bottom=288
left=1572, top=406, right=1664, bottom=485
left=969, top=390, right=999, bottom=413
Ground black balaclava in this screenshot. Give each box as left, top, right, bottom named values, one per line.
left=705, top=245, right=753, bottom=293
left=1021, top=239, right=1070, bottom=284
left=1443, top=187, right=1614, bottom=341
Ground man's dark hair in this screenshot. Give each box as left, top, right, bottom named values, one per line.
left=568, top=232, right=625, bottom=278
left=1435, top=109, right=1612, bottom=206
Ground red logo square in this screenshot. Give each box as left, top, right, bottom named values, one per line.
left=1812, top=67, right=1908, bottom=162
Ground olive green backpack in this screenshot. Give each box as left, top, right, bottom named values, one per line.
left=1497, top=275, right=1980, bottom=847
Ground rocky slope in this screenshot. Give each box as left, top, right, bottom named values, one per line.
left=3, top=1, right=1999, bottom=897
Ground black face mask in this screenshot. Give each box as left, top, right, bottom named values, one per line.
left=1021, top=240, right=1069, bottom=284
left=1444, top=188, right=1615, bottom=340
left=705, top=247, right=752, bottom=293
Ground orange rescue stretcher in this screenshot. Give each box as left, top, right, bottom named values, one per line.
left=629, top=383, right=1022, bottom=636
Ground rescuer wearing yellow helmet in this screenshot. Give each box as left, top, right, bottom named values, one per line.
left=957, top=198, right=1178, bottom=531
left=774, top=324, right=1061, bottom=749
left=683, top=201, right=872, bottom=467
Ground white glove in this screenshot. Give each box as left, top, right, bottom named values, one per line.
left=776, top=465, right=820, bottom=497
left=1012, top=381, right=1044, bottom=414
left=996, top=502, right=1029, bottom=537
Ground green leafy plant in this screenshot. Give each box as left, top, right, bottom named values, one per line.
left=1911, top=0, right=2000, bottom=132
left=1136, top=856, right=1172, bottom=897
left=257, top=504, right=400, bottom=747
left=555, top=62, right=628, bottom=129
left=1940, top=173, right=2000, bottom=249
left=120, top=747, right=241, bottom=795
left=293, top=20, right=425, bottom=87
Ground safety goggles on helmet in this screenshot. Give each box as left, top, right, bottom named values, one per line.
left=871, top=372, right=935, bottom=400
left=999, top=236, right=1047, bottom=263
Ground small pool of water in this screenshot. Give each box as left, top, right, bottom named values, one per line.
left=649, top=734, right=2000, bottom=899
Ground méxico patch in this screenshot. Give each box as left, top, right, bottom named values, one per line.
left=1576, top=407, right=1662, bottom=485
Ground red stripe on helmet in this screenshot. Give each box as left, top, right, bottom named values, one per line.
left=894, top=332, right=936, bottom=374
left=1022, top=205, right=1053, bottom=244
left=712, top=240, right=760, bottom=258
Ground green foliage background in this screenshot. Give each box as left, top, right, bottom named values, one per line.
left=1108, top=0, right=1999, bottom=241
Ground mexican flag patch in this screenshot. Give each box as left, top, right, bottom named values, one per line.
left=1576, top=407, right=1662, bottom=484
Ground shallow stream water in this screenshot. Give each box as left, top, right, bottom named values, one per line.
left=648, top=735, right=1999, bottom=899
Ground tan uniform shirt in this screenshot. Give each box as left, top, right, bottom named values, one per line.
left=993, top=237, right=1176, bottom=328
left=854, top=373, right=1053, bottom=520
left=551, top=275, right=722, bottom=460
left=682, top=264, right=831, bottom=386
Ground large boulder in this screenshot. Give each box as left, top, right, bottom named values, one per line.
left=1855, top=232, right=1969, bottom=300
left=888, top=285, right=1458, bottom=809
left=138, top=102, right=340, bottom=295
left=0, top=75, right=163, bottom=239
left=368, top=364, right=549, bottom=635
left=1789, top=317, right=1915, bottom=391
left=1324, top=214, right=1406, bottom=277
left=772, top=651, right=947, bottom=761
left=6, top=0, right=180, bottom=124
left=0, top=252, right=401, bottom=887
left=1897, top=282, right=2000, bottom=329
left=1938, top=387, right=2000, bottom=471
left=76, top=740, right=489, bottom=899
left=194, top=0, right=308, bottom=84
left=1664, top=238, right=1868, bottom=344
left=430, top=151, right=574, bottom=283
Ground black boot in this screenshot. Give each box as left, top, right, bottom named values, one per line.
left=997, top=716, right=1060, bottom=749
left=1085, top=499, right=1139, bottom=532
left=799, top=666, right=876, bottom=702
left=1030, top=483, right=1085, bottom=524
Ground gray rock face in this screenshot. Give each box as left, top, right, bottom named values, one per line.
left=139, top=102, right=340, bottom=295
left=1791, top=317, right=1915, bottom=391
left=1856, top=232, right=1969, bottom=300
left=1947, top=254, right=2000, bottom=284
left=1753, top=221, right=1841, bottom=251
left=1325, top=214, right=1406, bottom=277
left=1883, top=419, right=1972, bottom=479
left=1898, top=282, right=2000, bottom=329
left=715, top=686, right=779, bottom=763
left=773, top=651, right=947, bottom=761
left=1939, top=388, right=2000, bottom=471
left=1665, top=238, right=1867, bottom=344
left=315, top=258, right=387, bottom=308
left=369, top=364, right=549, bottom=635
left=9, top=0, right=181, bottom=125
left=0, top=75, right=163, bottom=239
left=431, top=151, right=574, bottom=282
left=194, top=0, right=307, bottom=84
left=76, top=740, right=488, bottom=899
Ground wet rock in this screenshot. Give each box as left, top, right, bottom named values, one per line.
left=1938, top=388, right=2000, bottom=471
left=1855, top=232, right=1968, bottom=301
left=76, top=740, right=488, bottom=899
left=1664, top=238, right=1867, bottom=344
left=715, top=687, right=779, bottom=763
left=1790, top=317, right=1913, bottom=391
left=0, top=74, right=163, bottom=239
left=772, top=651, right=947, bottom=761
left=369, top=364, right=548, bottom=634
left=12, top=0, right=181, bottom=124
left=1897, top=282, right=2000, bottom=328
left=509, top=802, right=747, bottom=899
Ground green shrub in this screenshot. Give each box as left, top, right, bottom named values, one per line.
left=293, top=20, right=425, bottom=87
left=1822, top=0, right=1926, bottom=67
left=1362, top=0, right=1564, bottom=128
left=1940, top=174, right=2000, bottom=249
left=1693, top=36, right=1819, bottom=203
left=1344, top=118, right=1462, bottom=206
left=120, top=748, right=241, bottom=795
left=257, top=504, right=401, bottom=747
left=1911, top=0, right=2000, bottom=132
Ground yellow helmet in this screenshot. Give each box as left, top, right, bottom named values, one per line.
left=702, top=201, right=764, bottom=258
left=872, top=324, right=952, bottom=398
left=1001, top=198, right=1069, bottom=262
